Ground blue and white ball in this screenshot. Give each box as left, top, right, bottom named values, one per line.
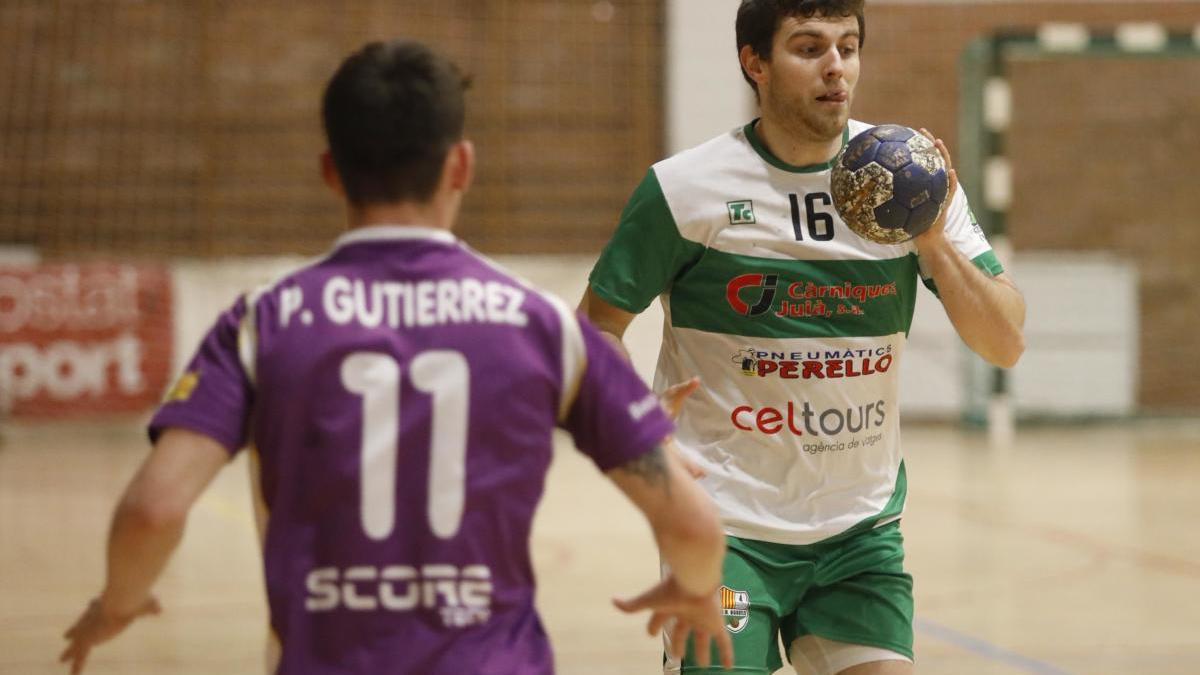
left=831, top=124, right=949, bottom=244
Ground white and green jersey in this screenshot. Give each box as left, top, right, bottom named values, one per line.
left=589, top=120, right=1002, bottom=545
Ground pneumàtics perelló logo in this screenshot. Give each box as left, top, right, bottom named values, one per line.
left=733, top=347, right=893, bottom=379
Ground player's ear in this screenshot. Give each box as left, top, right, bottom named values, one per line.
left=444, top=140, right=475, bottom=194
left=320, top=151, right=345, bottom=197
left=739, top=45, right=768, bottom=89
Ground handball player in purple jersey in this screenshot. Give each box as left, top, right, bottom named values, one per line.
left=61, top=40, right=732, bottom=674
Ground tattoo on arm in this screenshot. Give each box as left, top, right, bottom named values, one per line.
left=616, top=446, right=670, bottom=495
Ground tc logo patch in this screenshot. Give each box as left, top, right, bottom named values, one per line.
left=727, top=200, right=756, bottom=225
left=719, top=585, right=750, bottom=633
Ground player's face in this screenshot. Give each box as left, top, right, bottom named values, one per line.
left=760, top=14, right=860, bottom=142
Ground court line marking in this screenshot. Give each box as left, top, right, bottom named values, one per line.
left=197, top=490, right=254, bottom=527
left=915, top=617, right=1075, bottom=675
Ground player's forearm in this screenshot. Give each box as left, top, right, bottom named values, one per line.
left=652, top=477, right=725, bottom=597
left=95, top=430, right=228, bottom=617
left=918, top=236, right=1026, bottom=368
left=578, top=286, right=635, bottom=361
left=608, top=447, right=725, bottom=597
left=99, top=497, right=186, bottom=616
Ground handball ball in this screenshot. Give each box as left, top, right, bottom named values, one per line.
left=830, top=125, right=949, bottom=244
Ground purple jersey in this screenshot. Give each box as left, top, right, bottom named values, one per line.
left=150, top=226, right=672, bottom=675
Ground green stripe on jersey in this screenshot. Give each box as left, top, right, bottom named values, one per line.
left=589, top=168, right=705, bottom=313
left=671, top=249, right=921, bottom=339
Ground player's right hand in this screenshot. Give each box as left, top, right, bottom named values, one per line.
left=613, top=575, right=734, bottom=670
left=912, top=127, right=959, bottom=248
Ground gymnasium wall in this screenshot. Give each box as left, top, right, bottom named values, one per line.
left=2, top=1, right=1198, bottom=414
left=0, top=0, right=663, bottom=257
left=856, top=2, right=1200, bottom=412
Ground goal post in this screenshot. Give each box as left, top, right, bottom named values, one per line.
left=958, top=22, right=1200, bottom=432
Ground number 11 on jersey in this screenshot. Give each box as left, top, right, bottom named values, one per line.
left=340, top=351, right=470, bottom=542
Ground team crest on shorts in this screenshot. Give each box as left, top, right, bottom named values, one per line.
left=719, top=585, right=750, bottom=633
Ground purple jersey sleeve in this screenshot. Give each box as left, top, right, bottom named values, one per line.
left=562, top=318, right=673, bottom=471
left=148, top=296, right=253, bottom=454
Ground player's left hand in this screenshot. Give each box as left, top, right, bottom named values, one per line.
left=914, top=128, right=958, bottom=247
left=660, top=377, right=699, bottom=419
left=60, top=595, right=161, bottom=674
left=613, top=576, right=734, bottom=669
left=659, top=378, right=706, bottom=479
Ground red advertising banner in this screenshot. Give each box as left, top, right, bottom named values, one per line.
left=0, top=263, right=173, bottom=418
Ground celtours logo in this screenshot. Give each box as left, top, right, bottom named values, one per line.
left=730, top=399, right=887, bottom=437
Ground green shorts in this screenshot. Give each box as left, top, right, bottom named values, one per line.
left=677, top=521, right=913, bottom=674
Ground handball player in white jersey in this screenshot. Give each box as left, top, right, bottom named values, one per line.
left=581, top=1, right=1026, bottom=673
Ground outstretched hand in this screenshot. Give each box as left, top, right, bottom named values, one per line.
left=659, top=378, right=706, bottom=479
left=60, top=596, right=161, bottom=674
left=613, top=575, right=734, bottom=670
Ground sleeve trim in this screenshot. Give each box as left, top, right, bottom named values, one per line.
left=971, top=250, right=1004, bottom=277
left=237, top=288, right=264, bottom=387
left=149, top=417, right=243, bottom=456
left=921, top=249, right=1005, bottom=298
left=543, top=294, right=588, bottom=422
left=588, top=278, right=652, bottom=315
left=589, top=417, right=673, bottom=473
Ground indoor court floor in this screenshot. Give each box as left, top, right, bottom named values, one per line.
left=2, top=418, right=1198, bottom=675
left=2, top=255, right=1198, bottom=674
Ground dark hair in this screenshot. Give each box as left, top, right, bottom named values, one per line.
left=735, top=0, right=866, bottom=92
left=322, top=40, right=470, bottom=206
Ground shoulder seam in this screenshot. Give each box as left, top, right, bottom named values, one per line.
left=233, top=251, right=333, bottom=388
